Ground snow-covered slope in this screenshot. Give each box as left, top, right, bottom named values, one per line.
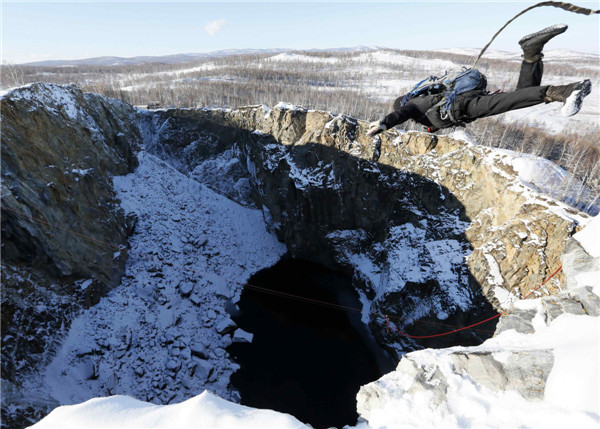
left=25, top=150, right=286, bottom=409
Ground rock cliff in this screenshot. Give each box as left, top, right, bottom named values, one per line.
left=1, top=83, right=141, bottom=426
left=1, top=84, right=592, bottom=427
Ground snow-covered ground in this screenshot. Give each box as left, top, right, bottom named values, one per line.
left=31, top=391, right=306, bottom=429
left=10, top=47, right=597, bottom=136
left=490, top=148, right=598, bottom=214
left=8, top=76, right=598, bottom=427
left=264, top=48, right=600, bottom=134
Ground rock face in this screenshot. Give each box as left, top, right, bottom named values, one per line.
left=1, top=85, right=591, bottom=428
left=1, top=84, right=141, bottom=427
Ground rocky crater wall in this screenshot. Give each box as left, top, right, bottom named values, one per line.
left=143, top=103, right=587, bottom=352
left=1, top=84, right=141, bottom=425
left=146, top=104, right=585, bottom=307
left=1, top=85, right=590, bottom=427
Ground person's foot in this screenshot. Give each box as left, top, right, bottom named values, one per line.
left=519, top=24, right=568, bottom=62
left=545, top=79, right=592, bottom=116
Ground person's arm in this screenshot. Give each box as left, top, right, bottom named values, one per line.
left=367, top=99, right=418, bottom=136
left=381, top=102, right=418, bottom=129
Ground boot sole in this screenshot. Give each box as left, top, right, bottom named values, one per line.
left=561, top=80, right=592, bottom=117
left=519, top=24, right=568, bottom=48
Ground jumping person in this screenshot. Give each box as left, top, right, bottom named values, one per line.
left=367, top=24, right=592, bottom=136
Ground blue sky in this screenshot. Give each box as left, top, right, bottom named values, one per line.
left=3, top=1, right=599, bottom=64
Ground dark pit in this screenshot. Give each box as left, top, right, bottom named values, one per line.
left=227, top=258, right=396, bottom=429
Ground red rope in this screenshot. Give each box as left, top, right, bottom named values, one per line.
left=385, top=311, right=505, bottom=339
left=384, top=265, right=562, bottom=339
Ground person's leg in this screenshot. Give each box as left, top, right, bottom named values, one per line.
left=516, top=24, right=567, bottom=89
left=458, top=79, right=592, bottom=121
left=459, top=86, right=548, bottom=120
left=517, top=60, right=543, bottom=89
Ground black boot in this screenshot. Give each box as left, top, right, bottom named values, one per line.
left=519, top=24, right=568, bottom=62
left=545, top=80, right=592, bottom=117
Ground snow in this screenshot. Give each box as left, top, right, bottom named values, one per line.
left=327, top=216, right=474, bottom=328
left=267, top=53, right=339, bottom=64
left=274, top=101, right=306, bottom=111
left=2, top=83, right=106, bottom=139
left=574, top=215, right=600, bottom=258
left=232, top=329, right=253, bottom=343
left=488, top=147, right=599, bottom=215
left=571, top=215, right=600, bottom=290
left=358, top=308, right=599, bottom=428
left=353, top=51, right=458, bottom=73
left=356, top=218, right=600, bottom=428
left=436, top=48, right=522, bottom=61
left=71, top=168, right=92, bottom=176
left=31, top=391, right=306, bottom=428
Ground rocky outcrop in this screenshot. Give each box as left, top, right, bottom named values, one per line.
left=360, top=295, right=596, bottom=425
left=356, top=280, right=600, bottom=425
left=1, top=84, right=141, bottom=427
left=561, top=239, right=600, bottom=292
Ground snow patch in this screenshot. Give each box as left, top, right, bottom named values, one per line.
left=31, top=391, right=307, bottom=428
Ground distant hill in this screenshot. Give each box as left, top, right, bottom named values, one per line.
left=22, top=46, right=379, bottom=67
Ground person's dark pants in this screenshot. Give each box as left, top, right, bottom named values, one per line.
left=517, top=60, right=543, bottom=89
left=455, top=60, right=548, bottom=122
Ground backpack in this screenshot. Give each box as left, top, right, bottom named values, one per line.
left=401, top=68, right=487, bottom=123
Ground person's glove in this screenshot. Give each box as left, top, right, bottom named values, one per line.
left=367, top=121, right=387, bottom=136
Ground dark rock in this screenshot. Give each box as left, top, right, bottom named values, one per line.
left=2, top=83, right=142, bottom=426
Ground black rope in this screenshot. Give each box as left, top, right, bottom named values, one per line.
left=472, top=1, right=600, bottom=68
